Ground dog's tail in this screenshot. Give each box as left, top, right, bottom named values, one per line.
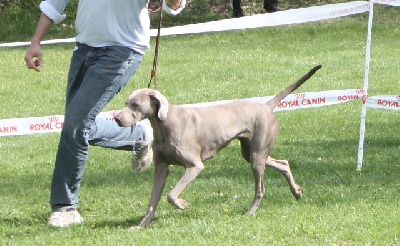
left=266, top=65, right=322, bottom=109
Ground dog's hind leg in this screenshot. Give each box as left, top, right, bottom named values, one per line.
left=167, top=161, right=205, bottom=210
left=239, top=137, right=251, bottom=162
left=242, top=139, right=280, bottom=215
left=265, top=156, right=302, bottom=199
left=247, top=152, right=267, bottom=215
left=268, top=157, right=289, bottom=166
left=240, top=138, right=266, bottom=214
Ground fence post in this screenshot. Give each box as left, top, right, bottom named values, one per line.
left=357, top=0, right=375, bottom=171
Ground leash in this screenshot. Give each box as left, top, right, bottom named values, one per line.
left=147, top=0, right=164, bottom=141
left=147, top=0, right=164, bottom=90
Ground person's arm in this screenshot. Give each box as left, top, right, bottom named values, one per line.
left=24, top=13, right=54, bottom=72
left=25, top=0, right=68, bottom=72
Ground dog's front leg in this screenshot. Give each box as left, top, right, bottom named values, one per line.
left=130, top=162, right=169, bottom=231
left=167, top=162, right=204, bottom=210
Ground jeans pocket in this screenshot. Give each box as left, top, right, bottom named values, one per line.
left=103, top=46, right=136, bottom=62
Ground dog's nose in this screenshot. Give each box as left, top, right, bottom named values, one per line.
left=114, top=116, right=123, bottom=127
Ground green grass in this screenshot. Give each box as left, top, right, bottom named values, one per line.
left=1, top=5, right=400, bottom=246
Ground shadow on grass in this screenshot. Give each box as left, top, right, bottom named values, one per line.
left=2, top=133, right=397, bottom=192
left=2, top=133, right=398, bottom=233
left=89, top=217, right=145, bottom=229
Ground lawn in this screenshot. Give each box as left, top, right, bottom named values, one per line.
left=0, top=4, right=399, bottom=246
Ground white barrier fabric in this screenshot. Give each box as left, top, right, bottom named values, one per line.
left=0, top=38, right=76, bottom=48
left=366, top=95, right=400, bottom=110
left=151, top=1, right=370, bottom=36
left=0, top=1, right=370, bottom=48
left=375, top=0, right=400, bottom=6
left=2, top=0, right=399, bottom=48
left=183, top=89, right=368, bottom=110
left=0, top=89, right=367, bottom=137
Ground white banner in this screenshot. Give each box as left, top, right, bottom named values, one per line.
left=0, top=89, right=367, bottom=137
left=374, top=0, right=400, bottom=6
left=365, top=95, right=400, bottom=110
left=0, top=1, right=370, bottom=48
left=151, top=1, right=370, bottom=36
left=184, top=89, right=368, bottom=111
left=0, top=111, right=117, bottom=137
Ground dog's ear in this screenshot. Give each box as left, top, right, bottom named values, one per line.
left=151, top=90, right=169, bottom=121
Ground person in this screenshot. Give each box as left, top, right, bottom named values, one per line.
left=232, top=0, right=278, bottom=18
left=24, top=0, right=186, bottom=228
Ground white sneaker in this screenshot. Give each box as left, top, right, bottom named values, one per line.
left=131, top=121, right=153, bottom=173
left=48, top=209, right=83, bottom=227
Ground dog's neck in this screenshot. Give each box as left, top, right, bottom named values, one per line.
left=149, top=103, right=174, bottom=142
left=149, top=117, right=164, bottom=142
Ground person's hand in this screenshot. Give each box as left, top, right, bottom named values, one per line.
left=24, top=43, right=43, bottom=72
left=165, top=0, right=182, bottom=10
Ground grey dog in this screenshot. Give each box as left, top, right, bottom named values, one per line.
left=115, top=65, right=322, bottom=230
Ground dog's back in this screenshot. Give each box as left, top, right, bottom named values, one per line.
left=156, top=101, right=275, bottom=163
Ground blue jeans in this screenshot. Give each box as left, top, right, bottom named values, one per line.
left=50, top=43, right=145, bottom=210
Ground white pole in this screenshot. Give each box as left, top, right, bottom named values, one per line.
left=357, top=0, right=375, bottom=171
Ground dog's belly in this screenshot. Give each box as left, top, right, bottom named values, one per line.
left=155, top=136, right=234, bottom=165
left=199, top=141, right=231, bottom=161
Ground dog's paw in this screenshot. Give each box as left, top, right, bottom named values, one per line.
left=168, top=197, right=189, bottom=210
left=128, top=225, right=143, bottom=232
left=177, top=198, right=189, bottom=209
left=294, top=185, right=302, bottom=200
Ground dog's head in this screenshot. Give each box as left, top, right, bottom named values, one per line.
left=115, top=89, right=169, bottom=127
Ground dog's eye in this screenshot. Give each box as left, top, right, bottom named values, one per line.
left=130, top=102, right=139, bottom=109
